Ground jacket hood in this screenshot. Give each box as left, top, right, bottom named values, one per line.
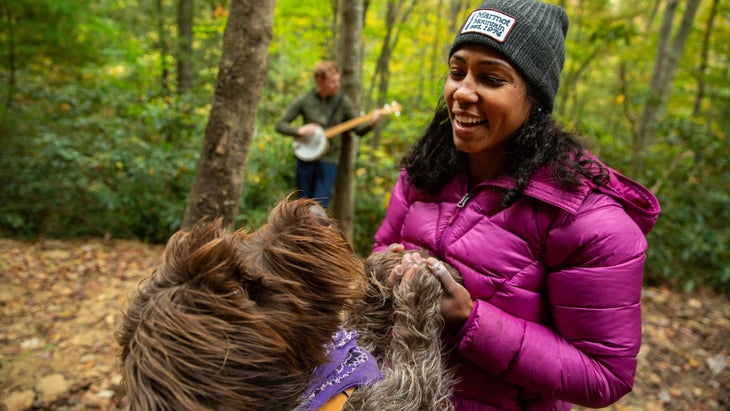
left=596, top=168, right=661, bottom=235
left=489, top=165, right=660, bottom=235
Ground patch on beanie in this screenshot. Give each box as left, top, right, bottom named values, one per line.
left=460, top=8, right=516, bottom=43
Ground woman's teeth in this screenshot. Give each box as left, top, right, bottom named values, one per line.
left=455, top=115, right=485, bottom=126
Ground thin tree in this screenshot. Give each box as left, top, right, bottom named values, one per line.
left=367, top=0, right=416, bottom=152
left=182, top=0, right=275, bottom=230
left=332, top=0, right=364, bottom=243
left=3, top=8, right=17, bottom=108
left=156, top=0, right=171, bottom=94
left=634, top=0, right=701, bottom=173
left=446, top=0, right=470, bottom=57
left=176, top=0, right=193, bottom=94
left=555, top=3, right=625, bottom=124
left=693, top=0, right=719, bottom=117
left=419, top=0, right=445, bottom=110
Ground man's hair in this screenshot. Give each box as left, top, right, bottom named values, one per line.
left=313, top=60, right=340, bottom=79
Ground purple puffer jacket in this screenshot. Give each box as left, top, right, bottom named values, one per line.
left=373, top=161, right=660, bottom=411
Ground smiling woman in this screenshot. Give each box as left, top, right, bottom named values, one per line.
left=371, top=0, right=661, bottom=410
left=444, top=44, right=533, bottom=181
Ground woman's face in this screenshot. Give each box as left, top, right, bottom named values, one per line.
left=444, top=44, right=532, bottom=163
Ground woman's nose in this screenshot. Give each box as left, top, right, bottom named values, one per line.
left=453, top=77, right=478, bottom=102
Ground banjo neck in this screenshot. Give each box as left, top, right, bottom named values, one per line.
left=292, top=101, right=401, bottom=162
left=323, top=102, right=401, bottom=139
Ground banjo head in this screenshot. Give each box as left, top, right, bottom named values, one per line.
left=293, top=127, right=329, bottom=161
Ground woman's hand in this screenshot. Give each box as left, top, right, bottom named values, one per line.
left=386, top=247, right=474, bottom=326
left=426, top=257, right=473, bottom=327
left=386, top=243, right=405, bottom=253
left=385, top=244, right=417, bottom=288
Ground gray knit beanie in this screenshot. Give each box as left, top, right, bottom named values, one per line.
left=449, top=0, right=569, bottom=112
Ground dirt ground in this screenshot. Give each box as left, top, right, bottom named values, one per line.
left=1, top=238, right=728, bottom=411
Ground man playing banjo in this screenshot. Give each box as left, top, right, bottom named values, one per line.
left=275, top=60, right=382, bottom=208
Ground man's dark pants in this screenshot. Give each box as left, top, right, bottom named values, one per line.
left=296, top=159, right=337, bottom=208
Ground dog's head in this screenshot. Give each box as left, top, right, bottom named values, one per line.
left=348, top=250, right=461, bottom=358
left=117, top=197, right=365, bottom=410
left=344, top=250, right=462, bottom=411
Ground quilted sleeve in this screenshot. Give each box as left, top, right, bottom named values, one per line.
left=457, top=194, right=647, bottom=408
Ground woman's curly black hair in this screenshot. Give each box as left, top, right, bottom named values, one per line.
left=401, top=97, right=608, bottom=207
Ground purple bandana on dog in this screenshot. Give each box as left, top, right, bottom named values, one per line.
left=300, top=328, right=382, bottom=410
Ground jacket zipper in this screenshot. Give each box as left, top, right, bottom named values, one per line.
left=449, top=193, right=471, bottom=224
left=438, top=192, right=470, bottom=257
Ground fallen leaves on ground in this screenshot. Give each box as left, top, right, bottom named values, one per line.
left=1, top=238, right=728, bottom=411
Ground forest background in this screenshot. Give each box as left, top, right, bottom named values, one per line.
left=1, top=0, right=728, bottom=296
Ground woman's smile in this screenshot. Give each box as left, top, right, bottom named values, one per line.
left=444, top=44, right=532, bottom=159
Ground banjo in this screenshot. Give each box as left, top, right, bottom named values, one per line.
left=293, top=101, right=402, bottom=161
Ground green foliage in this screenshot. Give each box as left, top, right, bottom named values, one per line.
left=0, top=68, right=204, bottom=242
left=0, top=0, right=110, bottom=71
left=585, top=110, right=730, bottom=295
left=0, top=130, right=196, bottom=242
left=352, top=142, right=400, bottom=256
left=643, top=118, right=730, bottom=294
left=0, top=0, right=728, bottom=296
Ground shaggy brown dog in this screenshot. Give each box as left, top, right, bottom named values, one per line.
left=344, top=250, right=462, bottom=411
left=116, top=197, right=368, bottom=410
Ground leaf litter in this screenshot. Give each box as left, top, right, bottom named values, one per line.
left=0, top=238, right=728, bottom=410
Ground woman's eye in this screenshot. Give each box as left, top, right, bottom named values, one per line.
left=448, top=69, right=465, bottom=79
left=482, top=75, right=504, bottom=85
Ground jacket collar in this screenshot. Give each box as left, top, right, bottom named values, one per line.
left=481, top=168, right=589, bottom=215
left=476, top=165, right=659, bottom=234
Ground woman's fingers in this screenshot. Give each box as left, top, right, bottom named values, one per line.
left=387, top=251, right=421, bottom=288
left=387, top=243, right=405, bottom=253
left=387, top=264, right=405, bottom=287
left=426, top=257, right=474, bottom=325
left=402, top=251, right=421, bottom=266
left=426, top=257, right=457, bottom=288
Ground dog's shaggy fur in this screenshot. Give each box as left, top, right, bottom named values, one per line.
left=116, top=197, right=366, bottom=411
left=344, top=250, right=462, bottom=411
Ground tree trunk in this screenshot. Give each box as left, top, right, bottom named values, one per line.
left=332, top=0, right=364, bottom=243
left=368, top=0, right=415, bottom=152
left=715, top=56, right=730, bottom=139
left=368, top=0, right=396, bottom=151
left=3, top=11, right=17, bottom=109
left=182, top=0, right=275, bottom=230
left=693, top=0, right=719, bottom=117
left=424, top=0, right=445, bottom=110
left=635, top=0, right=701, bottom=173
left=156, top=0, right=170, bottom=94
left=176, top=0, right=193, bottom=94
left=445, top=0, right=469, bottom=57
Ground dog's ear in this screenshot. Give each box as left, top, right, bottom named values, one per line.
left=149, top=218, right=252, bottom=297
left=226, top=198, right=367, bottom=374
left=240, top=196, right=364, bottom=318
